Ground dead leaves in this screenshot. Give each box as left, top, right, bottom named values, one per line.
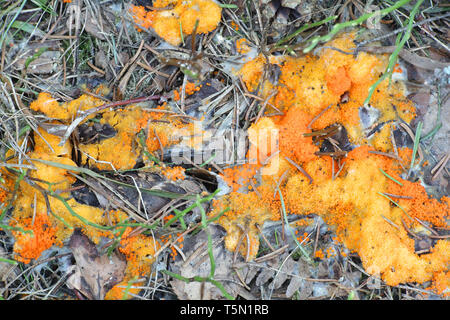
left=66, top=229, right=126, bottom=300
left=11, top=41, right=61, bottom=75
left=0, top=247, right=19, bottom=299
left=166, top=223, right=362, bottom=300
left=169, top=224, right=241, bottom=300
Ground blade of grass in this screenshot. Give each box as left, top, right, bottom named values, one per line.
left=379, top=168, right=403, bottom=186
left=10, top=20, right=45, bottom=37
left=277, top=188, right=312, bottom=263
left=24, top=46, right=48, bottom=70
left=163, top=189, right=221, bottom=228
left=0, top=257, right=18, bottom=265
left=197, top=194, right=215, bottom=278
left=0, top=0, right=26, bottom=48
left=364, top=0, right=425, bottom=105
left=377, top=192, right=413, bottom=221
left=409, top=121, right=423, bottom=176
left=275, top=15, right=337, bottom=48
left=0, top=224, right=33, bottom=235
left=303, top=0, right=414, bottom=53
left=30, top=0, right=57, bottom=15
left=218, top=3, right=238, bottom=9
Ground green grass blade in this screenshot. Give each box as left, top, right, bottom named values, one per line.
left=379, top=168, right=403, bottom=186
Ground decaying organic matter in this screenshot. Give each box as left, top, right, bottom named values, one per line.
left=0, top=0, right=448, bottom=301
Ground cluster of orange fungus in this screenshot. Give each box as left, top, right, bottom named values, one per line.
left=6, top=121, right=129, bottom=261
left=212, top=32, right=448, bottom=290
left=105, top=227, right=160, bottom=300
left=12, top=212, right=58, bottom=264
left=236, top=38, right=251, bottom=54
left=235, top=33, right=415, bottom=146
left=130, top=0, right=222, bottom=46
left=6, top=92, right=193, bottom=299
left=173, top=82, right=201, bottom=101
left=161, top=166, right=186, bottom=181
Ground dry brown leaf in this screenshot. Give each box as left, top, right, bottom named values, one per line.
left=13, top=42, right=61, bottom=74
left=0, top=247, right=19, bottom=297
left=82, top=10, right=113, bottom=41
left=66, top=229, right=126, bottom=300
left=169, top=224, right=253, bottom=300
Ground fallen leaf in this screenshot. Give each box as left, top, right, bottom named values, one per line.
left=169, top=224, right=252, bottom=300
left=13, top=42, right=61, bottom=75
left=0, top=248, right=19, bottom=298
left=67, top=229, right=126, bottom=300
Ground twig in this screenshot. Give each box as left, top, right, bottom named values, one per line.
left=431, top=154, right=449, bottom=181
left=398, top=123, right=423, bottom=164
left=368, top=150, right=403, bottom=162
left=307, top=105, right=331, bottom=129
left=381, top=192, right=413, bottom=200
left=381, top=215, right=400, bottom=230
left=401, top=218, right=420, bottom=239
left=284, top=156, right=313, bottom=184
left=253, top=244, right=289, bottom=263
left=355, top=12, right=450, bottom=52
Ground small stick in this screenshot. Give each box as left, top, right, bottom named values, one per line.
left=237, top=223, right=251, bottom=262
left=431, top=154, right=449, bottom=175
left=431, top=154, right=449, bottom=181
left=254, top=244, right=289, bottom=263
left=262, top=150, right=280, bottom=166
left=304, top=125, right=339, bottom=138
left=116, top=39, right=145, bottom=84
left=368, top=150, right=403, bottom=162
left=331, top=157, right=335, bottom=180
left=381, top=192, right=413, bottom=200
left=334, top=160, right=346, bottom=179
left=312, top=223, right=320, bottom=258
left=256, top=224, right=276, bottom=252
left=136, top=60, right=170, bottom=78
left=250, top=178, right=261, bottom=199
left=153, top=128, right=164, bottom=162
left=429, top=234, right=450, bottom=239
left=315, top=151, right=347, bottom=158
left=307, top=105, right=331, bottom=129
left=255, top=90, right=278, bottom=123
left=87, top=61, right=105, bottom=75
left=398, top=123, right=423, bottom=164
left=401, top=218, right=419, bottom=239
left=413, top=217, right=439, bottom=236
left=382, top=215, right=400, bottom=230
left=284, top=156, right=313, bottom=184
left=273, top=169, right=290, bottom=198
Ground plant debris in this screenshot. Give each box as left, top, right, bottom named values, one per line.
left=67, top=228, right=126, bottom=300
left=0, top=0, right=448, bottom=301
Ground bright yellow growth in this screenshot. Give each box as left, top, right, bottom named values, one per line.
left=236, top=38, right=251, bottom=54
left=131, top=0, right=222, bottom=46
left=105, top=228, right=160, bottom=300
left=214, top=32, right=448, bottom=291
left=236, top=32, right=415, bottom=146
left=5, top=92, right=187, bottom=298
left=7, top=124, right=129, bottom=260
